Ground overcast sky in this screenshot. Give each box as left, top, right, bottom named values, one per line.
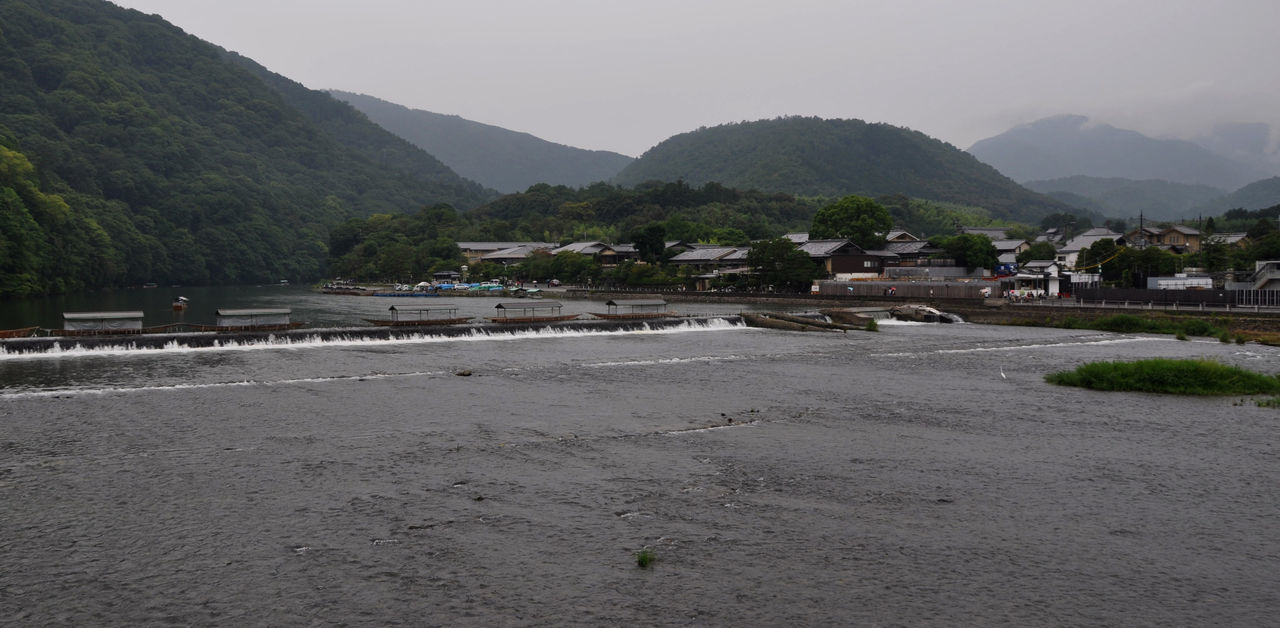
left=112, top=0, right=1279, bottom=157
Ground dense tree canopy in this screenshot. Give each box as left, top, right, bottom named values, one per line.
left=746, top=238, right=817, bottom=292
left=630, top=223, right=667, bottom=263
left=1079, top=239, right=1121, bottom=281
left=930, top=234, right=998, bottom=272
left=810, top=195, right=893, bottom=249
left=0, top=143, right=117, bottom=296
left=0, top=0, right=488, bottom=294
left=1039, top=212, right=1095, bottom=240
left=468, top=180, right=818, bottom=245
left=1016, top=241, right=1058, bottom=265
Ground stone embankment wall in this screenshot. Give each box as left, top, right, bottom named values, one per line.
left=952, top=303, right=1280, bottom=333
left=567, top=289, right=1280, bottom=332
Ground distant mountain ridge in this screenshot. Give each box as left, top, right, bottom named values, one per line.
left=1024, top=175, right=1280, bottom=219
left=1200, top=176, right=1280, bottom=213
left=611, top=116, right=1072, bottom=223
left=231, top=59, right=492, bottom=201
left=1023, top=176, right=1226, bottom=220
left=329, top=91, right=634, bottom=193
left=968, top=114, right=1275, bottom=190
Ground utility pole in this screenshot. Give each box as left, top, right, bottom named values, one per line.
left=1139, top=211, right=1146, bottom=249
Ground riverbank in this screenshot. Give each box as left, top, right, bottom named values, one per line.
left=564, top=288, right=1280, bottom=337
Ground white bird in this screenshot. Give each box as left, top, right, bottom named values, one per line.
left=1000, top=366, right=1007, bottom=379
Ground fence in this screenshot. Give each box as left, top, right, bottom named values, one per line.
left=817, top=281, right=990, bottom=299
left=1072, top=288, right=1280, bottom=307
left=1236, top=289, right=1280, bottom=307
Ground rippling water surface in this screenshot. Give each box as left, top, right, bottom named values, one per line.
left=1, top=300, right=1277, bottom=625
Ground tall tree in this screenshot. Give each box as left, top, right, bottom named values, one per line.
left=630, top=223, right=667, bottom=263
left=931, top=234, right=998, bottom=272
left=1194, top=236, right=1230, bottom=272
left=746, top=237, right=817, bottom=292
left=1040, top=212, right=1094, bottom=240
left=1015, top=241, right=1057, bottom=265
left=810, top=195, right=893, bottom=249
left=1079, top=238, right=1121, bottom=281
left=1247, top=217, right=1277, bottom=239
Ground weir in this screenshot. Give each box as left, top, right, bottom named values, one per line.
left=0, top=315, right=743, bottom=356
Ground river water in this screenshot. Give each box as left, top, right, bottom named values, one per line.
left=1, top=291, right=1277, bottom=625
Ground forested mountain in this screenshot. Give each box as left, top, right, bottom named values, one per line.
left=0, top=0, right=489, bottom=296
left=969, top=115, right=1275, bottom=190
left=1023, top=176, right=1226, bottom=220
left=330, top=91, right=635, bottom=194
left=611, top=116, right=1072, bottom=224
left=230, top=60, right=491, bottom=202
left=1198, top=177, right=1280, bottom=213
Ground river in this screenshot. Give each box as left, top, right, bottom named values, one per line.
left=1, top=290, right=1277, bottom=625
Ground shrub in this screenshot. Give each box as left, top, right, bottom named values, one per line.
left=1045, top=359, right=1280, bottom=396
left=1179, top=319, right=1219, bottom=337
left=635, top=548, right=656, bottom=569
left=865, top=318, right=879, bottom=332
left=1016, top=314, right=1228, bottom=339
left=1091, top=314, right=1149, bottom=333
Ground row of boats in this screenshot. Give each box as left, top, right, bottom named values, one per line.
left=0, top=300, right=677, bottom=338
left=366, top=300, right=674, bottom=326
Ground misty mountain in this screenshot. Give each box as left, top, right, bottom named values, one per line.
left=227, top=59, right=493, bottom=201
left=1022, top=176, right=1226, bottom=221
left=1198, top=176, right=1280, bottom=213
left=0, top=0, right=490, bottom=294
left=612, top=116, right=1072, bottom=224
left=968, top=115, right=1275, bottom=190
left=1193, top=122, right=1280, bottom=172
left=329, top=91, right=634, bottom=194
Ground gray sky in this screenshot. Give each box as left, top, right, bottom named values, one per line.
left=112, top=0, right=1280, bottom=157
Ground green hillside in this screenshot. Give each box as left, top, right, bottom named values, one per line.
left=330, top=91, right=635, bottom=194
left=612, top=116, right=1072, bottom=223
left=0, top=0, right=489, bottom=296
left=229, top=59, right=491, bottom=203
left=1200, top=176, right=1280, bottom=212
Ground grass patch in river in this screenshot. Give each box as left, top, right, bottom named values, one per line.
left=1010, top=313, right=1228, bottom=338
left=1045, top=359, right=1280, bottom=396
left=635, top=548, right=656, bottom=569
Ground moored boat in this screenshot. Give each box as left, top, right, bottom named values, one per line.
left=51, top=311, right=146, bottom=336
left=589, top=298, right=674, bottom=320
left=364, top=304, right=473, bottom=327
left=0, top=326, right=40, bottom=339
left=486, top=301, right=579, bottom=323
left=194, top=308, right=305, bottom=332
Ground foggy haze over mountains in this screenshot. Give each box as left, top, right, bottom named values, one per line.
left=968, top=114, right=1280, bottom=190
left=109, top=0, right=1280, bottom=159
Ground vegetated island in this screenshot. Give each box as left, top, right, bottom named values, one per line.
left=1045, top=359, right=1280, bottom=404
left=998, top=313, right=1280, bottom=347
